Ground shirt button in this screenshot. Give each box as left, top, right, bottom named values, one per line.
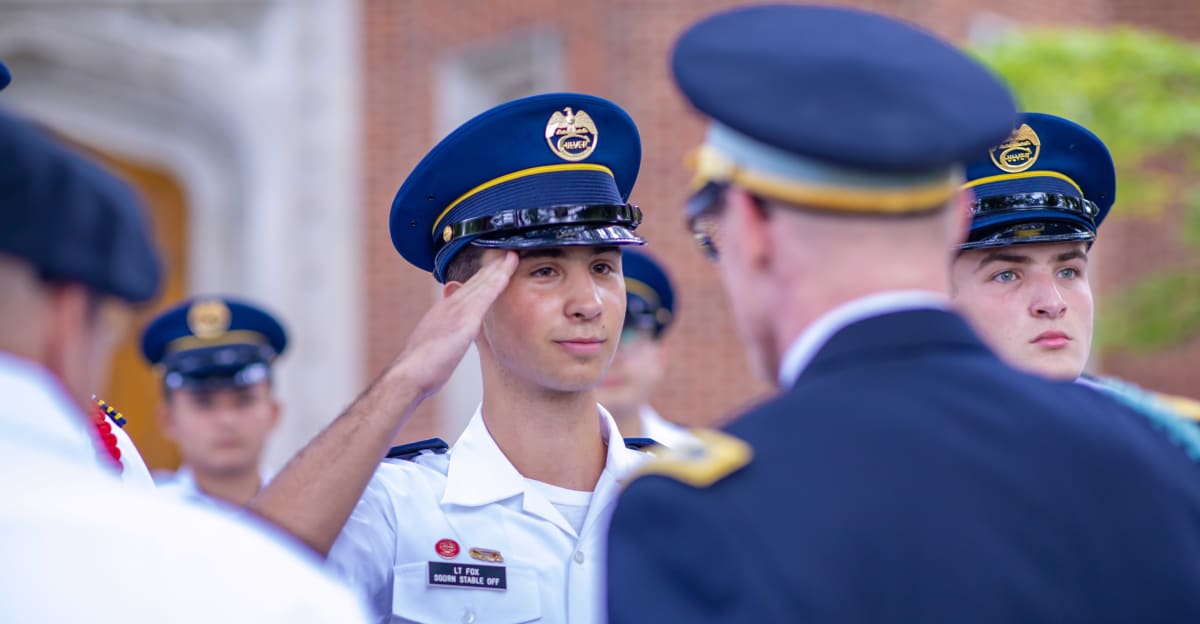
left=574, top=551, right=585, bottom=564
left=462, top=608, right=476, bottom=624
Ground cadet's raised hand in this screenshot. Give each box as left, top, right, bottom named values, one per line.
left=390, top=249, right=517, bottom=400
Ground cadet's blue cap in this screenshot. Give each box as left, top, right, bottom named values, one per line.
left=0, top=110, right=161, bottom=302
left=962, top=112, right=1114, bottom=250
left=0, top=60, right=10, bottom=91
left=390, top=92, right=645, bottom=283
left=674, top=5, right=1018, bottom=216
left=622, top=249, right=675, bottom=338
left=141, top=297, right=287, bottom=390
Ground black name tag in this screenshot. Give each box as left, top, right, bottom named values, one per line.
left=427, top=562, right=507, bottom=591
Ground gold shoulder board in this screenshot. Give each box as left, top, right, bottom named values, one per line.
left=631, top=428, right=753, bottom=488
left=1158, top=393, right=1200, bottom=422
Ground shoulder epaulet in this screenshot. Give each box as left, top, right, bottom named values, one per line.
left=1157, top=393, right=1200, bottom=422
left=1089, top=377, right=1200, bottom=462
left=630, top=428, right=752, bottom=488
left=94, top=397, right=127, bottom=428
left=623, top=437, right=660, bottom=451
left=385, top=437, right=449, bottom=461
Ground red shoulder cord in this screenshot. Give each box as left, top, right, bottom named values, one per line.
left=90, top=401, right=123, bottom=470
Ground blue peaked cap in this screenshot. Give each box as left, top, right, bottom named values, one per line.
left=622, top=249, right=676, bottom=337
left=673, top=5, right=1017, bottom=216
left=141, top=297, right=287, bottom=390
left=390, top=93, right=645, bottom=282
left=962, top=112, right=1115, bottom=250
left=0, top=109, right=161, bottom=302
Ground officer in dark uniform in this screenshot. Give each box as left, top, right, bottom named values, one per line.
left=141, top=297, right=288, bottom=508
left=607, top=6, right=1200, bottom=622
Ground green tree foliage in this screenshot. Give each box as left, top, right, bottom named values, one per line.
left=975, top=28, right=1200, bottom=352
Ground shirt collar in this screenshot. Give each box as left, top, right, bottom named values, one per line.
left=777, top=290, right=949, bottom=388
left=441, top=403, right=647, bottom=508
left=0, top=352, right=105, bottom=472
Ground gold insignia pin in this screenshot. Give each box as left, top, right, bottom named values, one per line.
left=468, top=547, right=504, bottom=563
left=989, top=123, right=1041, bottom=173
left=545, top=107, right=598, bottom=162
left=186, top=300, right=231, bottom=339
left=443, top=225, right=453, bottom=243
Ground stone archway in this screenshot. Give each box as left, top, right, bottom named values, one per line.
left=0, top=1, right=363, bottom=471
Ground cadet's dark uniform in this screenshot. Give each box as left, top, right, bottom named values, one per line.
left=607, top=6, right=1200, bottom=623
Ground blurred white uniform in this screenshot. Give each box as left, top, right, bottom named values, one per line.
left=157, top=466, right=271, bottom=513
left=109, top=418, right=155, bottom=489
left=0, top=354, right=370, bottom=623
left=328, top=405, right=650, bottom=624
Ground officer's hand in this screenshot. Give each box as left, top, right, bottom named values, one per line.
left=392, top=249, right=518, bottom=400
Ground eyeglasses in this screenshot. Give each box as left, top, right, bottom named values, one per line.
left=688, top=214, right=723, bottom=261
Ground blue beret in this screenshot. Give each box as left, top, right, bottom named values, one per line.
left=0, top=60, right=10, bottom=91
left=0, top=110, right=161, bottom=302
left=962, top=112, right=1114, bottom=250
left=673, top=5, right=1017, bottom=215
left=141, top=297, right=287, bottom=390
left=390, top=92, right=645, bottom=282
left=622, top=249, right=675, bottom=337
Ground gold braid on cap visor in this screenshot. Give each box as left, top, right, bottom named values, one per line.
left=686, top=144, right=962, bottom=214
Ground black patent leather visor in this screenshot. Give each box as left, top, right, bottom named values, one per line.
left=438, top=204, right=643, bottom=251
left=971, top=192, right=1099, bottom=223
left=961, top=220, right=1095, bottom=251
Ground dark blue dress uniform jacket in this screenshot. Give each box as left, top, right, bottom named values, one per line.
left=608, top=309, right=1200, bottom=623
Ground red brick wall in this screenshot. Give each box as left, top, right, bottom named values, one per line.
left=363, top=0, right=1200, bottom=442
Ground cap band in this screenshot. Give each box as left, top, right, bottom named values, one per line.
left=963, top=170, right=1084, bottom=197
left=432, top=163, right=615, bottom=237
left=165, top=330, right=270, bottom=356
left=688, top=123, right=963, bottom=214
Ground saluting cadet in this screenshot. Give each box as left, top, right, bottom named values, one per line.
left=252, top=92, right=653, bottom=623
left=0, top=78, right=368, bottom=622
left=951, top=112, right=1200, bottom=432
left=596, top=248, right=694, bottom=447
left=143, top=297, right=286, bottom=508
left=606, top=6, right=1200, bottom=622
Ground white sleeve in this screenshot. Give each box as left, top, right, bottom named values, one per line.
left=111, top=425, right=156, bottom=489
left=326, top=472, right=398, bottom=623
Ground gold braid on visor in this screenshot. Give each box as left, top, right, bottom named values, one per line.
left=686, top=144, right=962, bottom=214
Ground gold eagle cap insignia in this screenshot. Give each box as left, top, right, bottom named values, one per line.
left=628, top=428, right=753, bottom=488
left=989, top=123, right=1041, bottom=173
left=187, top=299, right=231, bottom=339
left=545, top=107, right=598, bottom=162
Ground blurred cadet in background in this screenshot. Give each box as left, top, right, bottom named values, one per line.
left=951, top=112, right=1200, bottom=435
left=596, top=248, right=694, bottom=447
left=142, top=297, right=285, bottom=509
left=0, top=64, right=367, bottom=621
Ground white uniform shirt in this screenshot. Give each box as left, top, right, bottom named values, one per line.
left=638, top=405, right=696, bottom=448
left=110, top=420, right=155, bottom=489
left=328, top=405, right=650, bottom=624
left=0, top=353, right=370, bottom=623
left=778, top=290, right=950, bottom=387
left=157, top=466, right=270, bottom=514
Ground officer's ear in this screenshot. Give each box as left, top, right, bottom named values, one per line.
left=442, top=281, right=463, bottom=299
left=725, top=186, right=773, bottom=272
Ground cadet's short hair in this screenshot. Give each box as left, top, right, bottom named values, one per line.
left=443, top=244, right=487, bottom=284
